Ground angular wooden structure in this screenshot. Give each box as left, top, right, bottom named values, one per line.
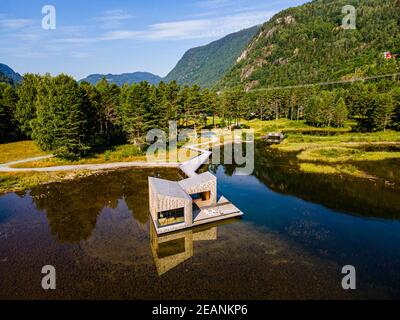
left=149, top=145, right=243, bottom=235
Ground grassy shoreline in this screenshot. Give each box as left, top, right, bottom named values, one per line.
left=0, top=141, right=48, bottom=164
left=255, top=120, right=400, bottom=180
left=0, top=170, right=99, bottom=194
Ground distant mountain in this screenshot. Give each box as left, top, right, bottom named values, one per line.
left=0, top=63, right=22, bottom=84
left=218, top=0, right=400, bottom=91
left=80, top=72, right=162, bottom=86
left=164, top=26, right=260, bottom=88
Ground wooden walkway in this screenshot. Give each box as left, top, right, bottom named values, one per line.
left=154, top=143, right=243, bottom=235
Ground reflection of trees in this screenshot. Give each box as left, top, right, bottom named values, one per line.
left=215, top=142, right=400, bottom=220
left=30, top=168, right=180, bottom=243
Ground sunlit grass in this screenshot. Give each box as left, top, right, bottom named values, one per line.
left=298, top=147, right=400, bottom=163
left=0, top=171, right=92, bottom=194
left=0, top=141, right=48, bottom=164
left=10, top=139, right=210, bottom=168
left=242, top=118, right=353, bottom=137
left=299, top=163, right=368, bottom=178
left=11, top=144, right=148, bottom=168
left=285, top=130, right=400, bottom=144
left=249, top=119, right=400, bottom=179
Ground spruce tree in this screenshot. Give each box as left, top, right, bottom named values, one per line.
left=118, top=82, right=153, bottom=147
left=333, top=97, right=348, bottom=127
left=15, top=74, right=40, bottom=138
left=371, top=93, right=395, bottom=132
left=31, top=74, right=88, bottom=158
left=96, top=78, right=121, bottom=146
left=0, top=83, right=18, bottom=141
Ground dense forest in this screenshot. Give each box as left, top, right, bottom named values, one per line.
left=218, top=0, right=400, bottom=90
left=0, top=74, right=221, bottom=158
left=1, top=73, right=400, bottom=159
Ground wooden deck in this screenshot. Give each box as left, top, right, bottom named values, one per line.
left=153, top=196, right=243, bottom=235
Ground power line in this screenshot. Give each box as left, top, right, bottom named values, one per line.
left=248, top=72, right=400, bottom=92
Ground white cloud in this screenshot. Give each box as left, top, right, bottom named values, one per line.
left=100, top=10, right=274, bottom=41
left=0, top=8, right=273, bottom=58
left=71, top=52, right=91, bottom=59
left=146, top=19, right=212, bottom=40
left=94, top=9, right=133, bottom=29
left=52, top=37, right=98, bottom=44
left=197, top=0, right=232, bottom=9
left=0, top=18, right=34, bottom=29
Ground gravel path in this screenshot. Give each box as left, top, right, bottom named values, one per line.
left=0, top=144, right=211, bottom=173
left=0, top=155, right=180, bottom=172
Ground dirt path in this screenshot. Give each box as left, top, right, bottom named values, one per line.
left=0, top=144, right=211, bottom=173
left=0, top=155, right=180, bottom=172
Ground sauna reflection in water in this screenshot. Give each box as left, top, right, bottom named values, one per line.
left=150, top=220, right=235, bottom=276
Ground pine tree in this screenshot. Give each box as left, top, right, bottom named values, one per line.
left=164, top=81, right=180, bottom=125
left=188, top=85, right=203, bottom=130
left=118, top=82, right=153, bottom=147
left=333, top=97, right=348, bottom=127
left=178, top=86, right=191, bottom=127
left=80, top=81, right=101, bottom=146
left=391, top=87, right=400, bottom=130
left=15, top=74, right=40, bottom=138
left=371, top=93, right=395, bottom=132
left=0, top=82, right=18, bottom=141
left=305, top=94, right=323, bottom=127
left=31, top=74, right=88, bottom=158
left=96, top=78, right=121, bottom=146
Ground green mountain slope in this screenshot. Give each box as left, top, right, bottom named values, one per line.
left=0, top=73, right=12, bottom=85
left=218, top=0, right=400, bottom=91
left=164, top=26, right=260, bottom=88
left=0, top=63, right=22, bottom=84
left=80, top=72, right=162, bottom=86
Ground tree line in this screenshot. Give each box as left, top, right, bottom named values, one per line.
left=1, top=73, right=399, bottom=158
left=1, top=74, right=221, bottom=158
left=244, top=79, right=400, bottom=131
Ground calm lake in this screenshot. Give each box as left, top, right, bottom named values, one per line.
left=1, top=143, right=400, bottom=299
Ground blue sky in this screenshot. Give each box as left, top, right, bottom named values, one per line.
left=0, top=0, right=307, bottom=79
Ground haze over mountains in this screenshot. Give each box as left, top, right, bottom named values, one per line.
left=1, top=24, right=260, bottom=88
left=2, top=0, right=399, bottom=91
left=79, top=25, right=260, bottom=88
left=0, top=63, right=22, bottom=84
left=80, top=72, right=162, bottom=86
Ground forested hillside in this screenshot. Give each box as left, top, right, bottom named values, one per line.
left=0, top=73, right=13, bottom=85
left=218, top=0, right=400, bottom=90
left=0, top=63, right=22, bottom=85
left=80, top=72, right=162, bottom=86
left=165, top=26, right=260, bottom=88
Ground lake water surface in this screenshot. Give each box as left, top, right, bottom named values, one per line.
left=1, top=144, right=400, bottom=299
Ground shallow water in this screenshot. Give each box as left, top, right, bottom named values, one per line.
left=1, top=146, right=400, bottom=299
